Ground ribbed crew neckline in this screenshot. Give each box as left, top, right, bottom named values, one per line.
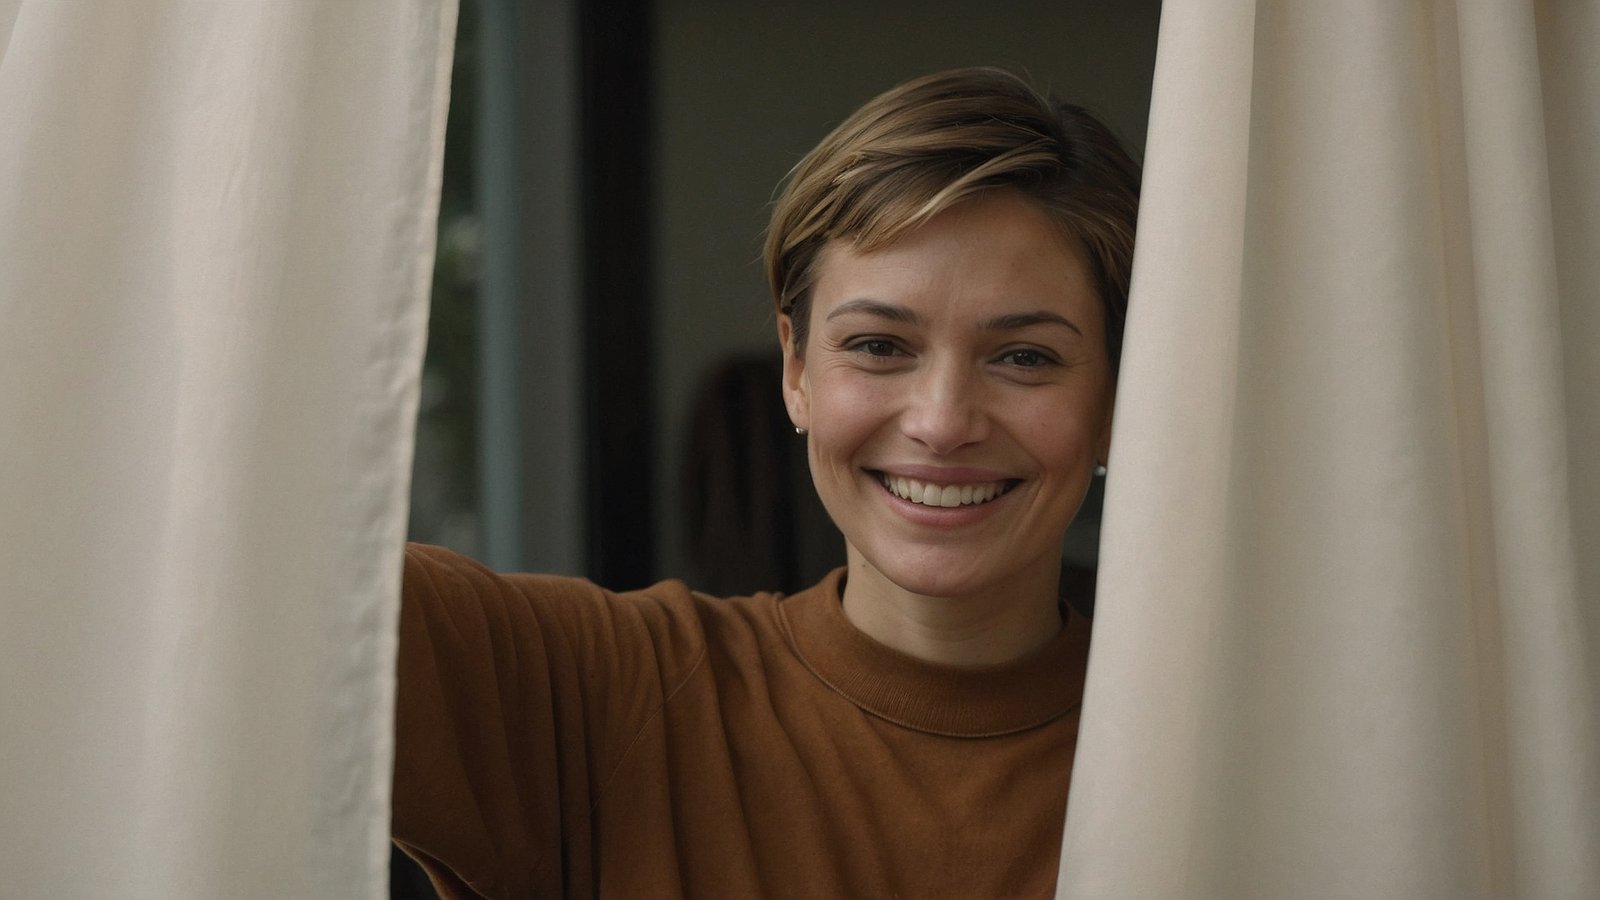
left=776, top=569, right=1092, bottom=738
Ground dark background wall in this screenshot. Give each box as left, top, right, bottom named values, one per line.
left=399, top=2, right=1160, bottom=895
left=407, top=0, right=1163, bottom=596
left=652, top=0, right=1162, bottom=585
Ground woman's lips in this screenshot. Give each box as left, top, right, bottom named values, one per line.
left=871, top=470, right=1021, bottom=508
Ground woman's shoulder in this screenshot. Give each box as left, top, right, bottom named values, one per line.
left=400, top=541, right=806, bottom=673
left=402, top=541, right=792, bottom=612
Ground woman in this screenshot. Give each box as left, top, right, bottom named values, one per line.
left=394, top=66, right=1139, bottom=898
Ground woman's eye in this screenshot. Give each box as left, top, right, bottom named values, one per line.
left=1000, top=349, right=1053, bottom=368
left=851, top=339, right=899, bottom=357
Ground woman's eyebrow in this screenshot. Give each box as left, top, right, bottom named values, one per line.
left=981, top=311, right=1083, bottom=336
left=824, top=299, right=921, bottom=324
left=824, top=301, right=1083, bottom=337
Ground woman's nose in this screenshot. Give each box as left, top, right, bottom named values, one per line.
left=899, top=363, right=988, bottom=455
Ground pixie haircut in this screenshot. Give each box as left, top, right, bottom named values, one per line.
left=765, top=66, right=1140, bottom=367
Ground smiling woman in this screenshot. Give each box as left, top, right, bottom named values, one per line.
left=783, top=191, right=1115, bottom=664
left=393, top=66, right=1140, bottom=898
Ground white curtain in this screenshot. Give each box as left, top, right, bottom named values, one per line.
left=1060, top=1, right=1598, bottom=897
left=0, top=2, right=456, bottom=897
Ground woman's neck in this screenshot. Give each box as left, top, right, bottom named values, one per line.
left=839, top=548, right=1064, bottom=666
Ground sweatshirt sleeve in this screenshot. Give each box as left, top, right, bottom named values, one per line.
left=391, top=543, right=697, bottom=898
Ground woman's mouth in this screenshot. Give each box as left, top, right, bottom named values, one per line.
left=874, top=472, right=1020, bottom=508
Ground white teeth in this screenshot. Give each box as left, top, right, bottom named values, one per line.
left=879, top=474, right=1010, bottom=508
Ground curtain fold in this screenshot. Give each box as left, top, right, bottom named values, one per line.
left=1059, top=2, right=1598, bottom=897
left=0, top=2, right=457, bottom=896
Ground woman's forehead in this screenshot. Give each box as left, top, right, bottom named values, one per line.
left=812, top=193, right=1100, bottom=328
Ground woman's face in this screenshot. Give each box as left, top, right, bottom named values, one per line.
left=780, top=190, right=1114, bottom=601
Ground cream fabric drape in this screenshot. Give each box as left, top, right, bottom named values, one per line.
left=0, top=3, right=456, bottom=897
left=1060, top=2, right=1598, bottom=897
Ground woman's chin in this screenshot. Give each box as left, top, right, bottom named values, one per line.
left=856, top=550, right=1030, bottom=602
left=886, top=571, right=984, bottom=600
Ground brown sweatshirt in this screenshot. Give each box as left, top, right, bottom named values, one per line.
left=393, top=543, right=1091, bottom=899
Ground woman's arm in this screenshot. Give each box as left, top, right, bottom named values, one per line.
left=391, top=543, right=707, bottom=898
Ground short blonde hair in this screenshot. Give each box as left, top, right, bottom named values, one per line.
left=765, top=66, right=1140, bottom=365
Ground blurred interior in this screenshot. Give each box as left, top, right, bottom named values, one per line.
left=410, top=0, right=1160, bottom=582
left=400, top=0, right=1158, bottom=894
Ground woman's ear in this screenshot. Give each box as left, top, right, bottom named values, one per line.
left=777, top=314, right=810, bottom=432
